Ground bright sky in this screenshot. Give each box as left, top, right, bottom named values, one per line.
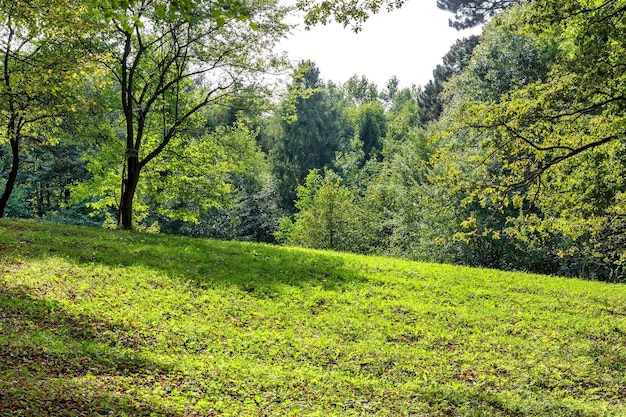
left=278, top=1, right=482, bottom=89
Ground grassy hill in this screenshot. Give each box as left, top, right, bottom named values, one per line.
left=1, top=218, right=625, bottom=416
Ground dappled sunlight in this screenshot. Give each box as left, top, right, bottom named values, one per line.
left=2, top=219, right=626, bottom=415
left=0, top=284, right=179, bottom=416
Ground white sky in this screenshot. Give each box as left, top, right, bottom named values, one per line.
left=278, top=1, right=482, bottom=89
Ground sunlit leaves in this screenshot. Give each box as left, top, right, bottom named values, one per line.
left=88, top=0, right=261, bottom=32
left=279, top=170, right=363, bottom=251
left=76, top=0, right=290, bottom=228
left=143, top=122, right=265, bottom=224
left=436, top=0, right=626, bottom=278
left=295, top=0, right=406, bottom=31
left=0, top=0, right=99, bottom=216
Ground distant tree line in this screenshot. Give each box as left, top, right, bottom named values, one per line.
left=2, top=0, right=626, bottom=282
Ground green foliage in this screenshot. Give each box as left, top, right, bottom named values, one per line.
left=271, top=62, right=350, bottom=210
left=87, top=0, right=261, bottom=31
left=333, top=135, right=374, bottom=192
left=3, top=142, right=95, bottom=221
left=418, top=35, right=480, bottom=125
left=144, top=122, right=264, bottom=224
left=72, top=119, right=266, bottom=229
left=81, top=0, right=290, bottom=229
left=433, top=0, right=626, bottom=280
left=3, top=0, right=625, bottom=287
left=446, top=9, right=557, bottom=103
left=436, top=0, right=518, bottom=29
left=0, top=0, right=96, bottom=217
left=156, top=124, right=286, bottom=242
left=295, top=0, right=406, bottom=31
left=343, top=74, right=379, bottom=106
left=361, top=123, right=445, bottom=261
left=278, top=170, right=366, bottom=252
left=2, top=218, right=626, bottom=416
left=350, top=101, right=387, bottom=160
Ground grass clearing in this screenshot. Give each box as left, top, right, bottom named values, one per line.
left=1, top=218, right=625, bottom=416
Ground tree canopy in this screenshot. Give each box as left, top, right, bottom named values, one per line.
left=3, top=0, right=626, bottom=282
left=75, top=0, right=289, bottom=229
left=432, top=0, right=626, bottom=278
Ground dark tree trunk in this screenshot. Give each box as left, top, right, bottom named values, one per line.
left=0, top=134, right=19, bottom=218
left=117, top=30, right=145, bottom=231
left=119, top=154, right=141, bottom=230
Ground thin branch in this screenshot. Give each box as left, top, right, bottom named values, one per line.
left=139, top=83, right=235, bottom=168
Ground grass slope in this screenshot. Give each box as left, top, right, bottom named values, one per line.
left=1, top=218, right=625, bottom=416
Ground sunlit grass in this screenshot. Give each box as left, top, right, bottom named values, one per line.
left=1, top=218, right=625, bottom=416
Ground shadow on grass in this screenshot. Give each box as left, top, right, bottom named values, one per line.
left=410, top=381, right=617, bottom=417
left=0, top=285, right=184, bottom=417
left=0, top=219, right=370, bottom=296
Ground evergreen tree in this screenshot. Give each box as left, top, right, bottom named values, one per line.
left=436, top=0, right=518, bottom=29
left=418, top=35, right=480, bottom=125
left=271, top=61, right=349, bottom=209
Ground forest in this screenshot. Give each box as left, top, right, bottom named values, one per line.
left=1, top=0, right=625, bottom=282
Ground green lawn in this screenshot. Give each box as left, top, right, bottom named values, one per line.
left=1, top=218, right=625, bottom=416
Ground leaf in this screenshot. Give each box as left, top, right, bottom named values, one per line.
left=155, top=4, right=166, bottom=19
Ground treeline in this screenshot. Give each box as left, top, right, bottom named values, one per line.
left=2, top=0, right=626, bottom=282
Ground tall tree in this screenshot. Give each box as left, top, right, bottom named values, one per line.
left=271, top=61, right=350, bottom=209
left=436, top=0, right=519, bottom=29
left=0, top=0, right=88, bottom=217
left=81, top=0, right=288, bottom=229
left=418, top=35, right=480, bottom=125
left=438, top=0, right=626, bottom=279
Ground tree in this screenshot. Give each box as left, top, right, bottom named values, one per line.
left=436, top=0, right=519, bottom=29
left=418, top=35, right=480, bottom=125
left=0, top=0, right=89, bottom=217
left=80, top=0, right=288, bottom=229
left=359, top=94, right=443, bottom=260
left=135, top=116, right=285, bottom=241
left=341, top=75, right=386, bottom=161
left=436, top=0, right=626, bottom=279
left=343, top=74, right=379, bottom=106
left=352, top=101, right=386, bottom=160
left=277, top=169, right=363, bottom=251
left=271, top=61, right=350, bottom=209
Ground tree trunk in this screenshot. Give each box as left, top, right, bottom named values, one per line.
left=0, top=135, right=19, bottom=218
left=119, top=154, right=141, bottom=230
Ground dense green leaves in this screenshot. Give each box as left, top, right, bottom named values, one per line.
left=3, top=0, right=626, bottom=282
left=434, top=0, right=626, bottom=279
left=418, top=35, right=480, bottom=125
left=0, top=0, right=94, bottom=217
left=278, top=170, right=365, bottom=251
left=77, top=0, right=289, bottom=229
left=270, top=62, right=350, bottom=209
